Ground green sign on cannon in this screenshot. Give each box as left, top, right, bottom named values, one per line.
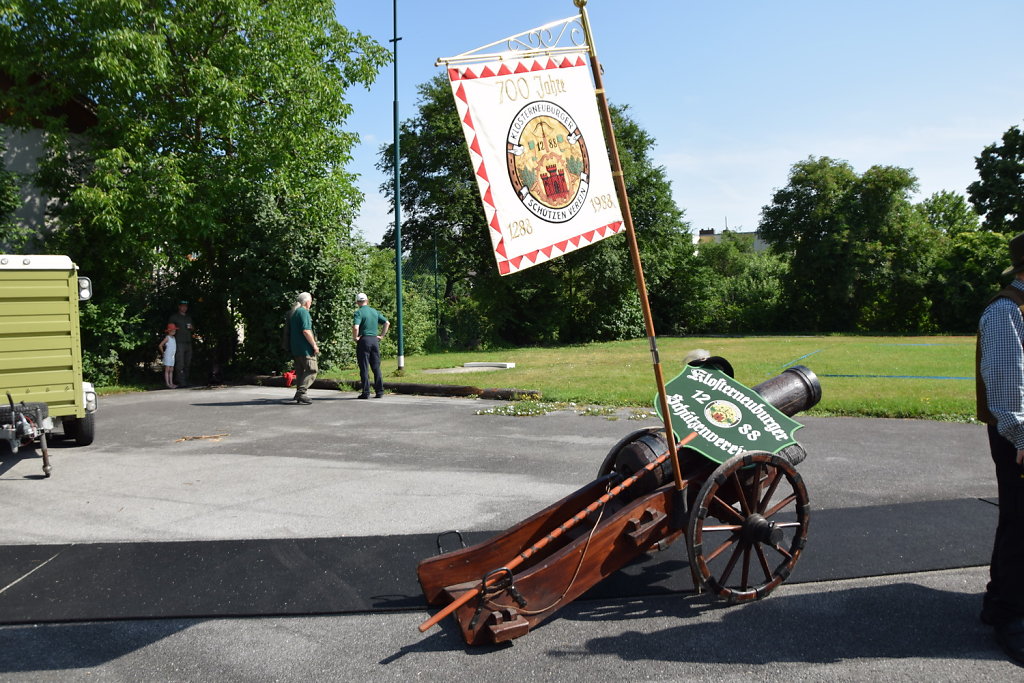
left=655, top=365, right=804, bottom=464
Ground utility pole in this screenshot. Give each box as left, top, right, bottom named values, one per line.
left=391, top=0, right=405, bottom=370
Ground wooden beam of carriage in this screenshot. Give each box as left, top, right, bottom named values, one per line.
left=417, top=430, right=697, bottom=633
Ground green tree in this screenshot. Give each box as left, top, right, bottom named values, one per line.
left=968, top=124, right=1024, bottom=234
left=932, top=229, right=1009, bottom=332
left=375, top=75, right=487, bottom=346
left=377, top=74, right=692, bottom=347
left=759, top=157, right=939, bottom=333
left=917, top=190, right=980, bottom=236
left=0, top=140, right=26, bottom=250
left=0, top=0, right=389, bottom=381
left=758, top=157, right=858, bottom=331
left=688, top=232, right=789, bottom=334
left=915, top=190, right=1006, bottom=332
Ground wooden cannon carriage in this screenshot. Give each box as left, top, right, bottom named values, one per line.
left=417, top=359, right=822, bottom=645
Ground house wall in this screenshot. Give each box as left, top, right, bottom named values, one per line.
left=694, top=229, right=769, bottom=252
left=3, top=126, right=49, bottom=231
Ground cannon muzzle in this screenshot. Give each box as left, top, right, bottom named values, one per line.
left=751, top=365, right=821, bottom=417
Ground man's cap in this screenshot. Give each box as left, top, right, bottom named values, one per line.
left=178, top=300, right=188, bottom=305
left=1003, top=232, right=1024, bottom=276
left=356, top=292, right=368, bottom=302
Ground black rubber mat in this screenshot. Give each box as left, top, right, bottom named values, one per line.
left=0, top=498, right=996, bottom=624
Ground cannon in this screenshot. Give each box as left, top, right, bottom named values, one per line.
left=416, top=359, right=821, bottom=645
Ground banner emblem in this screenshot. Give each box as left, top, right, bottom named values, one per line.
left=507, top=100, right=590, bottom=223
left=705, top=400, right=741, bottom=428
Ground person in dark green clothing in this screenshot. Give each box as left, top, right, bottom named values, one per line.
left=168, top=300, right=194, bottom=387
left=352, top=292, right=389, bottom=398
left=289, top=292, right=319, bottom=405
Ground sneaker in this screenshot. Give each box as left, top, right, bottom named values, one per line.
left=357, top=394, right=369, bottom=399
left=374, top=393, right=384, bottom=399
left=297, top=396, right=312, bottom=405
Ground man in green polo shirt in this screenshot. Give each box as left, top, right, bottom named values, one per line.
left=352, top=292, right=389, bottom=398
left=289, top=292, right=319, bottom=405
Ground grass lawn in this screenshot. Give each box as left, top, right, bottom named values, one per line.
left=328, top=335, right=977, bottom=421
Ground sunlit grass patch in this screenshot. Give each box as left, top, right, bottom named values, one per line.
left=328, top=335, right=977, bottom=421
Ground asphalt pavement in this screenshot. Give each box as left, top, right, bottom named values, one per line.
left=0, top=384, right=1019, bottom=681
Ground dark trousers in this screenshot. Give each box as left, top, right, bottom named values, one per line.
left=985, top=424, right=1024, bottom=623
left=356, top=336, right=383, bottom=396
left=173, top=343, right=192, bottom=386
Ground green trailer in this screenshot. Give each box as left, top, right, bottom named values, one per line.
left=0, top=254, right=97, bottom=477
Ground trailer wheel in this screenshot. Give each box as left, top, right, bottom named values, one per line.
left=65, top=413, right=96, bottom=447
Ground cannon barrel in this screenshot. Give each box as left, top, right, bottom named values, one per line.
left=749, top=365, right=820, bottom=467
left=751, top=365, right=821, bottom=417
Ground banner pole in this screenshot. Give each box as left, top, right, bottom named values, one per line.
left=392, top=0, right=405, bottom=370
left=575, top=1, right=685, bottom=491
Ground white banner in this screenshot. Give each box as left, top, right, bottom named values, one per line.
left=447, top=55, right=624, bottom=275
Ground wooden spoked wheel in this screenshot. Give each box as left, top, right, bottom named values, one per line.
left=687, top=451, right=809, bottom=603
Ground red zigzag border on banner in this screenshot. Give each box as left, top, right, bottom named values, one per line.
left=451, top=54, right=606, bottom=275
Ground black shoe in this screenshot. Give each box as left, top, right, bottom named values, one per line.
left=995, top=618, right=1024, bottom=665
left=296, top=396, right=312, bottom=405
left=357, top=394, right=369, bottom=399
left=374, top=393, right=384, bottom=398
left=982, top=595, right=1009, bottom=626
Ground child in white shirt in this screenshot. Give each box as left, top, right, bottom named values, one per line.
left=158, top=323, right=178, bottom=389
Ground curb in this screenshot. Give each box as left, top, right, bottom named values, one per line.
left=248, top=375, right=541, bottom=402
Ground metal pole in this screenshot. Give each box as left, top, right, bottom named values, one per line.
left=575, top=0, right=684, bottom=491
left=392, top=0, right=405, bottom=370
left=433, top=228, right=440, bottom=337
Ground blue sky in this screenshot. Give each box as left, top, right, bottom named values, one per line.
left=336, top=0, right=1024, bottom=244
